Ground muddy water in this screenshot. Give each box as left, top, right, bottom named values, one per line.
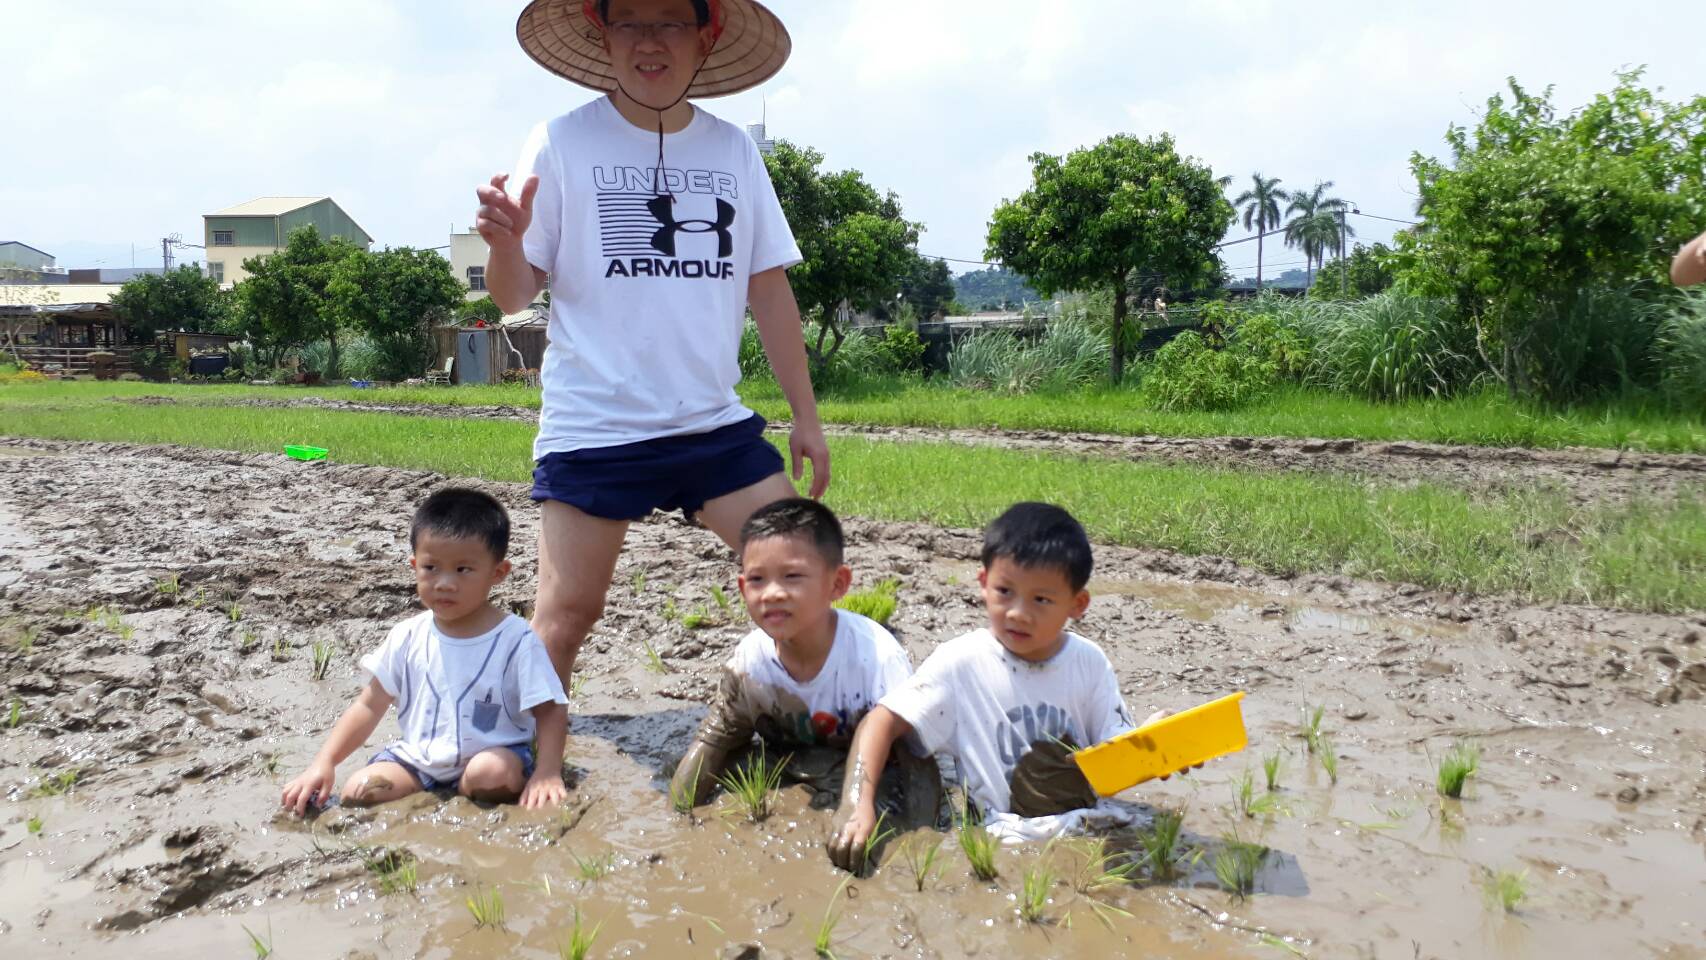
left=2, top=437, right=1704, bottom=958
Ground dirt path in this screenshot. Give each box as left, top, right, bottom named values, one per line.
left=117, top=394, right=1706, bottom=505
left=2, top=438, right=1704, bottom=958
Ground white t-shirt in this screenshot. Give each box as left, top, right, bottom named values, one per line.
left=515, top=97, right=803, bottom=457
left=697, top=610, right=913, bottom=749
left=881, top=628, right=1135, bottom=816
left=359, top=611, right=568, bottom=782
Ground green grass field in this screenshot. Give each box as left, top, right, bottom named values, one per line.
left=4, top=390, right=1703, bottom=611
left=7, top=375, right=1703, bottom=452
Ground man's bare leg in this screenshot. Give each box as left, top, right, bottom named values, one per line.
left=695, top=472, right=797, bottom=551
left=533, top=500, right=630, bottom=693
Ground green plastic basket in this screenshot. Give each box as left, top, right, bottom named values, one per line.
left=284, top=444, right=328, bottom=461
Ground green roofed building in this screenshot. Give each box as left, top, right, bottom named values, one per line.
left=203, top=197, right=372, bottom=288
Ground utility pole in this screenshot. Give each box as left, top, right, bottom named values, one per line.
left=1337, top=207, right=1349, bottom=291
left=162, top=237, right=174, bottom=273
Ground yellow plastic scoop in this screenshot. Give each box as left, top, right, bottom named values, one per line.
left=1074, top=692, right=1248, bottom=796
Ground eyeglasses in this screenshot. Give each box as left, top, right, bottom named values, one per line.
left=606, top=20, right=696, bottom=41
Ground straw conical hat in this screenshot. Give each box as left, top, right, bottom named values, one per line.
left=516, top=0, right=791, bottom=99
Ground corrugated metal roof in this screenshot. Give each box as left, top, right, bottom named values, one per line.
left=0, top=240, right=54, bottom=258
left=0, top=284, right=122, bottom=306
left=208, top=197, right=325, bottom=217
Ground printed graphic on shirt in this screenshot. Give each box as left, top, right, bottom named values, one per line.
left=995, top=701, right=1079, bottom=767
left=594, top=165, right=741, bottom=281
left=754, top=702, right=864, bottom=747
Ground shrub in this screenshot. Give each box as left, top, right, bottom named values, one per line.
left=1228, top=307, right=1314, bottom=381
left=738, top=319, right=767, bottom=378
left=300, top=341, right=339, bottom=381
left=1658, top=289, right=1706, bottom=409
left=946, top=316, right=1105, bottom=393
left=340, top=335, right=386, bottom=381
left=878, top=326, right=926, bottom=373
left=1138, top=330, right=1274, bottom=411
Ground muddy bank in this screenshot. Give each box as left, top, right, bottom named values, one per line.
left=2, top=437, right=1704, bottom=958
left=117, top=394, right=1706, bottom=506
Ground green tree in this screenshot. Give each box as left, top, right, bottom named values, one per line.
left=456, top=296, right=505, bottom=325
left=763, top=141, right=920, bottom=369
left=1309, top=242, right=1396, bottom=300
left=987, top=133, right=1233, bottom=382
left=328, top=247, right=464, bottom=381
left=898, top=255, right=955, bottom=320
left=1283, top=181, right=1349, bottom=285
left=231, top=226, right=363, bottom=369
left=109, top=265, right=229, bottom=342
left=951, top=266, right=1042, bottom=310
left=1232, top=173, right=1289, bottom=289
left=1394, top=71, right=1706, bottom=399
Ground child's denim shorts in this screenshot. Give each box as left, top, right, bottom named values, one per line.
left=370, top=743, right=534, bottom=792
left=530, top=414, right=785, bottom=521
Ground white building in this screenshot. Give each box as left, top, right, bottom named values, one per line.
left=448, top=229, right=490, bottom=302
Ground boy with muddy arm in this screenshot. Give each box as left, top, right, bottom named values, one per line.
left=669, top=499, right=938, bottom=818
left=281, top=489, right=569, bottom=814
left=829, top=503, right=1180, bottom=871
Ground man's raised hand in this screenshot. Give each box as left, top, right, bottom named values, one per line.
left=475, top=173, right=539, bottom=248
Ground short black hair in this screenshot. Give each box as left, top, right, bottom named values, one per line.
left=410, top=488, right=510, bottom=560
left=739, top=498, right=845, bottom=567
left=981, top=502, right=1093, bottom=591
left=597, top=0, right=711, bottom=26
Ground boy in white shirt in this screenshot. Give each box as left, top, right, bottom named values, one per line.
left=280, top=489, right=569, bottom=814
left=669, top=499, right=930, bottom=811
left=828, top=503, right=1175, bottom=871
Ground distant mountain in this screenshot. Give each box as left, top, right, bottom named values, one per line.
left=953, top=266, right=1043, bottom=309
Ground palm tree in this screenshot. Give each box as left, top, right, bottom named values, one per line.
left=1284, top=181, right=1349, bottom=285
left=1232, top=173, right=1288, bottom=290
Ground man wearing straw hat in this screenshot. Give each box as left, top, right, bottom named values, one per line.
left=475, top=0, right=828, bottom=693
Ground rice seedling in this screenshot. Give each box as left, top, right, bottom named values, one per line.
left=813, top=876, right=852, bottom=959
left=1318, top=738, right=1339, bottom=785
left=7, top=700, right=21, bottom=728
left=901, top=835, right=943, bottom=891
left=640, top=636, right=667, bottom=674
left=558, top=908, right=603, bottom=960
left=271, top=635, right=288, bottom=660
left=243, top=921, right=274, bottom=959
left=466, top=884, right=505, bottom=929
left=661, top=597, right=679, bottom=623
left=156, top=574, right=180, bottom=595
left=28, top=768, right=79, bottom=798
left=117, top=622, right=135, bottom=641
left=1232, top=768, right=1256, bottom=818
left=630, top=570, right=646, bottom=595
left=26, top=815, right=43, bottom=835
left=228, top=602, right=243, bottom=623
left=710, top=584, right=732, bottom=613
left=1300, top=704, right=1325, bottom=754
left=361, top=847, right=419, bottom=895
left=14, top=623, right=38, bottom=654
left=101, top=608, right=123, bottom=630
left=256, top=752, right=280, bottom=775
left=1483, top=867, right=1528, bottom=913
left=682, top=605, right=713, bottom=630
left=238, top=630, right=258, bottom=653
left=1070, top=837, right=1137, bottom=896
left=1213, top=835, right=1268, bottom=899
left=1258, top=933, right=1309, bottom=956
left=670, top=758, right=702, bottom=815
left=833, top=577, right=900, bottom=626
left=957, top=816, right=999, bottom=882
left=1263, top=751, right=1283, bottom=792
left=569, top=673, right=587, bottom=698
left=310, top=639, right=334, bottom=680
left=1020, top=860, right=1057, bottom=923
left=1135, top=807, right=1188, bottom=880
left=190, top=587, right=207, bottom=610
left=718, top=748, right=787, bottom=823
left=858, top=810, right=896, bottom=874
left=1437, top=742, right=1480, bottom=799
left=572, top=850, right=615, bottom=882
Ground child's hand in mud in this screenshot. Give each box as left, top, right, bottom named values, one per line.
left=1139, top=710, right=1205, bottom=781
left=519, top=771, right=567, bottom=810
left=281, top=761, right=336, bottom=816
left=827, top=804, right=877, bottom=873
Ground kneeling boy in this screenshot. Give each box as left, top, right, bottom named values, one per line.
left=829, top=502, right=1150, bottom=870
left=670, top=499, right=930, bottom=811
left=281, top=488, right=569, bottom=814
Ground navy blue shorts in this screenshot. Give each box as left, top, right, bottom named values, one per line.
left=531, top=414, right=785, bottom=521
left=369, top=743, right=535, bottom=792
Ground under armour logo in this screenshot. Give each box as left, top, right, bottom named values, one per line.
left=647, top=197, right=735, bottom=258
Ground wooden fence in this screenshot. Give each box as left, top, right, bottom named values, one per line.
left=12, top=345, right=136, bottom=374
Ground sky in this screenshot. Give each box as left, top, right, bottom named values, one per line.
left=3, top=1, right=1700, bottom=281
